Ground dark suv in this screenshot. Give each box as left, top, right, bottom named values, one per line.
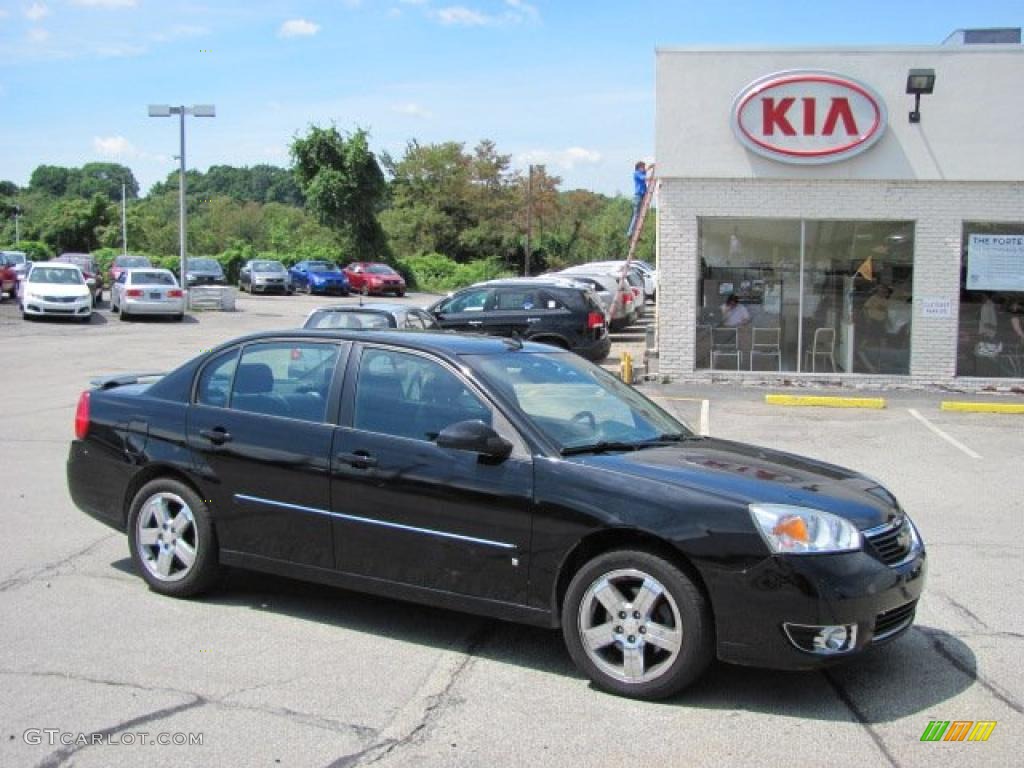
left=428, top=278, right=610, bottom=361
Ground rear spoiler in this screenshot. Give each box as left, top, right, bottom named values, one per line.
left=89, top=372, right=168, bottom=390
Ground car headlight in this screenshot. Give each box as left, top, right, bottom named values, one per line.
left=749, top=503, right=861, bottom=555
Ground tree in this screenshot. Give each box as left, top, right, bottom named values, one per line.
left=75, top=163, right=139, bottom=201
left=30, top=165, right=76, bottom=197
left=290, top=125, right=389, bottom=260
left=40, top=194, right=113, bottom=253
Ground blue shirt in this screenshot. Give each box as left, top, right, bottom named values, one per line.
left=633, top=169, right=647, bottom=198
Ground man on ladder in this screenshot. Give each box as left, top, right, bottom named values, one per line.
left=626, top=160, right=655, bottom=240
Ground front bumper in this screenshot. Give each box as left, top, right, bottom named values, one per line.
left=706, top=544, right=927, bottom=670
left=252, top=278, right=290, bottom=292
left=23, top=295, right=92, bottom=317
left=310, top=281, right=349, bottom=295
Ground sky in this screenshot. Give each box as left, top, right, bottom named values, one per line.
left=0, top=0, right=1020, bottom=197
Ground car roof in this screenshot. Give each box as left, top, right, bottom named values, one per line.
left=309, top=303, right=409, bottom=315
left=218, top=329, right=560, bottom=358
left=474, top=278, right=585, bottom=290
left=126, top=267, right=174, bottom=275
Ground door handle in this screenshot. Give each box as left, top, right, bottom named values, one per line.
left=199, top=427, right=232, bottom=445
left=467, top=320, right=483, bottom=327
left=336, top=451, right=378, bottom=469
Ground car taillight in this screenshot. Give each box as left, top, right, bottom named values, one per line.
left=126, top=289, right=143, bottom=297
left=168, top=289, right=183, bottom=298
left=632, top=287, right=642, bottom=299
left=623, top=292, right=633, bottom=304
left=587, top=311, right=605, bottom=330
left=74, top=391, right=90, bottom=440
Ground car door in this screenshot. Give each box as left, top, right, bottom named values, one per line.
left=431, top=287, right=495, bottom=334
left=484, top=286, right=549, bottom=339
left=188, top=339, right=348, bottom=569
left=290, top=261, right=308, bottom=290
left=329, top=344, right=534, bottom=603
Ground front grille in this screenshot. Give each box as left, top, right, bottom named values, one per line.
left=864, top=517, right=914, bottom=566
left=873, top=600, right=917, bottom=641
left=42, top=295, right=77, bottom=303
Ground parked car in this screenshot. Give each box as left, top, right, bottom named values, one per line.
left=429, top=278, right=611, bottom=361
left=289, top=260, right=350, bottom=295
left=67, top=331, right=926, bottom=700
left=239, top=259, right=291, bottom=294
left=303, top=303, right=440, bottom=331
left=586, top=260, right=657, bottom=301
left=54, top=253, right=104, bottom=305
left=20, top=262, right=92, bottom=321
left=1, top=250, right=30, bottom=294
left=111, top=268, right=185, bottom=321
left=554, top=269, right=638, bottom=331
left=184, top=258, right=226, bottom=287
left=0, top=253, right=18, bottom=299
left=110, top=254, right=153, bottom=284
left=344, top=262, right=407, bottom=296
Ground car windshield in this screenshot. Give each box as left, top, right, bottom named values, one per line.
left=116, top=256, right=151, bottom=268
left=467, top=352, right=692, bottom=453
left=252, top=260, right=285, bottom=272
left=189, top=259, right=220, bottom=271
left=305, top=310, right=393, bottom=330
left=307, top=262, right=337, bottom=273
left=130, top=271, right=176, bottom=286
left=3, top=252, right=26, bottom=265
left=31, top=267, right=84, bottom=285
left=367, top=264, right=397, bottom=275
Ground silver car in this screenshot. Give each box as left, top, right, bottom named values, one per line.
left=112, top=268, right=185, bottom=321
left=239, top=259, right=291, bottom=294
left=556, top=267, right=640, bottom=330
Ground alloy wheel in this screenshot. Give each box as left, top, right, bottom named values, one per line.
left=134, top=492, right=199, bottom=582
left=577, top=568, right=683, bottom=684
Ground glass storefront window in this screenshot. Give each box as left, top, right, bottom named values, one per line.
left=697, top=219, right=914, bottom=374
left=957, top=223, right=1024, bottom=378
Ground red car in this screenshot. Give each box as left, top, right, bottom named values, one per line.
left=0, top=254, right=17, bottom=300
left=343, top=262, right=406, bottom=296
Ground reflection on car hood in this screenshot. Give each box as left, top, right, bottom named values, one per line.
left=567, top=437, right=900, bottom=530
left=26, top=283, right=89, bottom=298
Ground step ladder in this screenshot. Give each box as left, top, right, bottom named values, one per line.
left=611, top=171, right=656, bottom=318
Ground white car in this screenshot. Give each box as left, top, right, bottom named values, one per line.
left=553, top=269, right=638, bottom=330
left=112, top=268, right=185, bottom=321
left=20, top=262, right=93, bottom=322
left=581, top=260, right=657, bottom=301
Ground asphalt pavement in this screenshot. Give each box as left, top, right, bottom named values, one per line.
left=0, top=290, right=1021, bottom=767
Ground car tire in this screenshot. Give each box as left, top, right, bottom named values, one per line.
left=173, top=313, right=184, bottom=322
left=360, top=285, right=370, bottom=297
left=128, top=478, right=222, bottom=598
left=397, top=290, right=406, bottom=297
left=562, top=549, right=713, bottom=701
left=119, top=307, right=129, bottom=321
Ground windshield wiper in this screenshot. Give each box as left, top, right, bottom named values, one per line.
left=650, top=432, right=703, bottom=443
left=561, top=441, right=647, bottom=456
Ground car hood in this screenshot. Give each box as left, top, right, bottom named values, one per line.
left=310, top=272, right=345, bottom=280
left=567, top=437, right=901, bottom=530
left=26, top=283, right=89, bottom=298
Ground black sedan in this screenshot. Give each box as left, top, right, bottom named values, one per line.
left=67, top=331, right=925, bottom=700
left=302, top=303, right=440, bottom=331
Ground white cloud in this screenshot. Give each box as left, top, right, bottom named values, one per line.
left=278, top=18, right=320, bottom=38
left=518, top=147, right=603, bottom=170
left=24, top=3, right=50, bottom=22
left=432, top=1, right=539, bottom=27
left=70, top=0, right=138, bottom=7
left=93, top=135, right=139, bottom=157
left=391, top=102, right=432, bottom=119
left=27, top=27, right=50, bottom=42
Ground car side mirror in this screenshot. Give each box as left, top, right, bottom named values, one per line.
left=436, top=420, right=512, bottom=461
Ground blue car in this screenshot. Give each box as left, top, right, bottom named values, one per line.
left=288, top=261, right=350, bottom=295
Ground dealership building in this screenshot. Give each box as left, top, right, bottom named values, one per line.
left=654, top=31, right=1024, bottom=387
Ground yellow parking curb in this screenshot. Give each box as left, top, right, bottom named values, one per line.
left=940, top=401, right=1024, bottom=414
left=765, top=394, right=886, bottom=409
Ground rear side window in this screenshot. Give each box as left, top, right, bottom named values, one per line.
left=228, top=342, right=340, bottom=422
left=196, top=349, right=239, bottom=408
left=443, top=288, right=491, bottom=313
left=495, top=289, right=541, bottom=311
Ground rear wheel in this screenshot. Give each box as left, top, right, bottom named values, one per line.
left=128, top=478, right=221, bottom=597
left=119, top=306, right=130, bottom=321
left=562, top=549, right=713, bottom=700
left=360, top=284, right=370, bottom=296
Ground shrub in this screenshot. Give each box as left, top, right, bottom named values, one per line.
left=3, top=240, right=52, bottom=261
left=399, top=252, right=511, bottom=294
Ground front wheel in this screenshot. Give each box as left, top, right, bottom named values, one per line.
left=562, top=549, right=713, bottom=700
left=127, top=478, right=221, bottom=597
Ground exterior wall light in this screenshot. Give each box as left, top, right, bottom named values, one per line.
left=906, top=69, right=936, bottom=124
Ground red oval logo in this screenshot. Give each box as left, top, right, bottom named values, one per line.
left=731, top=70, right=888, bottom=164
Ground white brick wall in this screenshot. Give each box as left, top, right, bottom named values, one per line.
left=655, top=179, right=1024, bottom=389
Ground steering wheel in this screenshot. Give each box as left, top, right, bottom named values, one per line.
left=570, top=410, right=598, bottom=432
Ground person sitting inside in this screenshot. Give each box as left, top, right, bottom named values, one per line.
left=720, top=294, right=751, bottom=327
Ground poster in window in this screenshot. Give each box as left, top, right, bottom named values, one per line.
left=966, top=234, right=1024, bottom=292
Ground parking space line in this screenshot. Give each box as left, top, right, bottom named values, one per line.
left=908, top=408, right=982, bottom=460
left=652, top=396, right=710, bottom=436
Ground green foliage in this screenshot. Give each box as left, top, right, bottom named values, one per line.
left=151, top=164, right=303, bottom=205
left=41, top=194, right=114, bottom=253
left=29, top=163, right=138, bottom=201
left=1, top=239, right=51, bottom=260
left=291, top=125, right=389, bottom=261
left=399, top=252, right=511, bottom=293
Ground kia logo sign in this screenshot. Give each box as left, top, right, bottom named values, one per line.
left=731, top=70, right=888, bottom=164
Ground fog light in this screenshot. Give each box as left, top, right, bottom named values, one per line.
left=783, top=622, right=858, bottom=655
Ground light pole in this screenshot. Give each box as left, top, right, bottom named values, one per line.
left=13, top=205, right=20, bottom=245
left=147, top=104, right=215, bottom=305
left=121, top=180, right=128, bottom=256
left=524, top=164, right=534, bottom=276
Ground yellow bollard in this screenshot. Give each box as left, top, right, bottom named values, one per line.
left=620, top=351, right=633, bottom=384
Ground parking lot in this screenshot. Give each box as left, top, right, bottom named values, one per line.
left=1, top=291, right=1021, bottom=767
